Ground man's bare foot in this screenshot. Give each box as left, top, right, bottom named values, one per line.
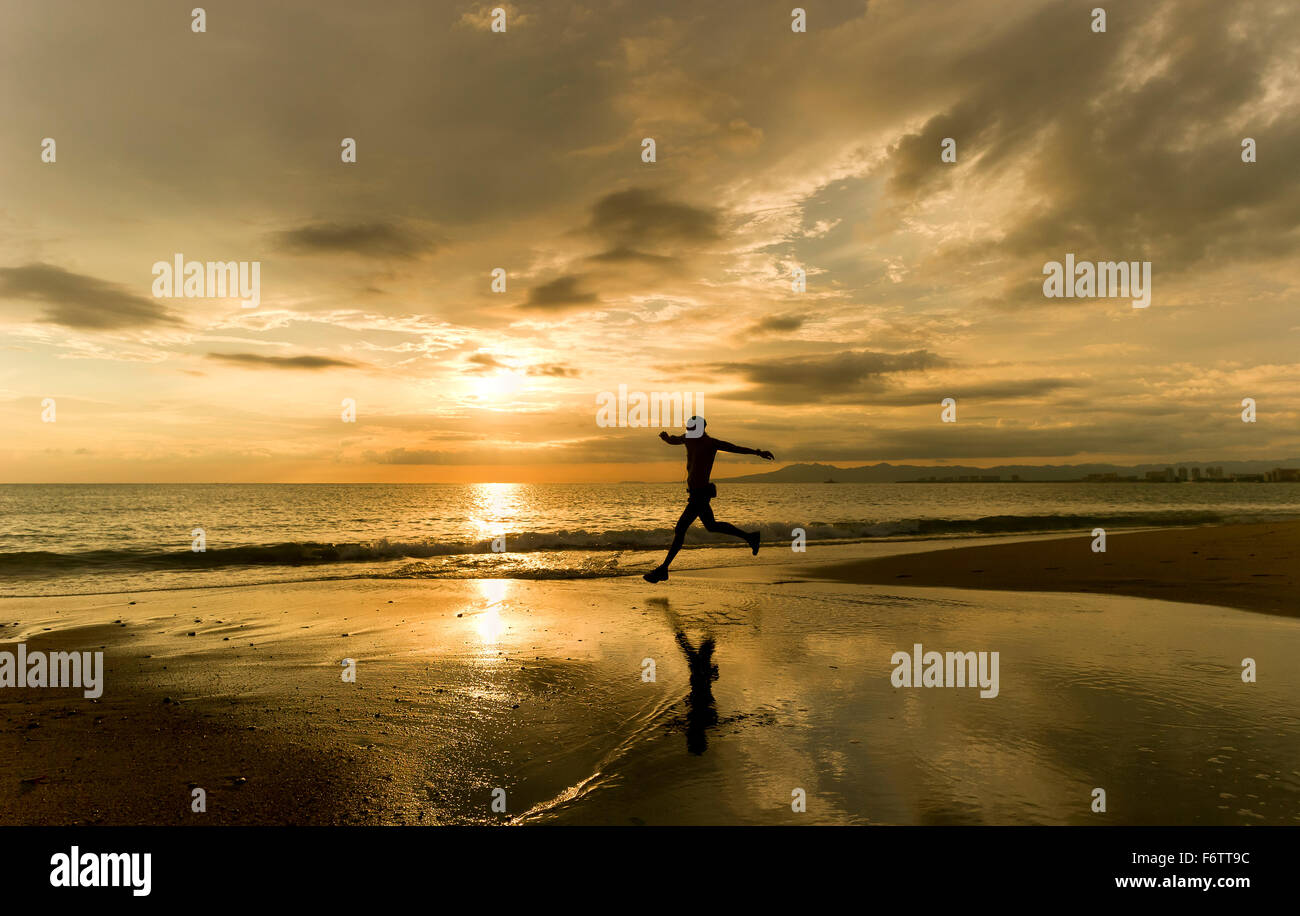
left=643, top=566, right=669, bottom=583
left=746, top=532, right=760, bottom=555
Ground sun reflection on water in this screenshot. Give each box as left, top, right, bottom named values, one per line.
left=474, top=578, right=509, bottom=644
left=468, top=482, right=522, bottom=544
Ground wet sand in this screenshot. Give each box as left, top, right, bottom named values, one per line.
left=810, top=522, right=1300, bottom=616
left=2, top=525, right=1298, bottom=825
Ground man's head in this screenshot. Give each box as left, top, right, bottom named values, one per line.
left=686, top=416, right=706, bottom=438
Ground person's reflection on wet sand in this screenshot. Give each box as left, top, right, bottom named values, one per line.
left=647, top=597, right=719, bottom=755
left=675, top=630, right=719, bottom=755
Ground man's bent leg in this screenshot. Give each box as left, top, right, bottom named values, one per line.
left=698, top=503, right=748, bottom=540
left=699, top=503, right=760, bottom=555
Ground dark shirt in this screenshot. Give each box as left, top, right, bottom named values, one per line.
left=676, top=434, right=749, bottom=489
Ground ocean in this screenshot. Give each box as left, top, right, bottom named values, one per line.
left=3, top=481, right=1300, bottom=596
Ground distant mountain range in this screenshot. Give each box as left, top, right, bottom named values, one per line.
left=718, top=460, right=1300, bottom=483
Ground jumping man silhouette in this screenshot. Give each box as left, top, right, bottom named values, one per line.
left=643, top=416, right=774, bottom=583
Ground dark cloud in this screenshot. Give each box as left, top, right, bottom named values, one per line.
left=518, top=274, right=601, bottom=312
left=204, top=352, right=362, bottom=370
left=526, top=363, right=580, bottom=377
left=709, top=349, right=946, bottom=404
left=465, top=352, right=511, bottom=373
left=870, top=379, right=1080, bottom=406
left=746, top=314, right=805, bottom=336
left=753, top=409, right=1274, bottom=464
left=788, top=421, right=1203, bottom=463
left=275, top=221, right=438, bottom=259
left=584, top=188, right=721, bottom=263
left=0, top=263, right=177, bottom=330
left=586, top=246, right=679, bottom=267
left=464, top=352, right=579, bottom=377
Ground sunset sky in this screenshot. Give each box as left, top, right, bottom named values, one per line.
left=2, top=0, right=1298, bottom=483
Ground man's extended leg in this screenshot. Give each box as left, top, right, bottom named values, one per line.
left=698, top=503, right=760, bottom=555
left=644, top=503, right=700, bottom=582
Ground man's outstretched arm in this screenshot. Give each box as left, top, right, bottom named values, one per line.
left=713, top=439, right=774, bottom=460
left=659, top=431, right=687, bottom=445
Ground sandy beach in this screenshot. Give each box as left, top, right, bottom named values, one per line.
left=810, top=521, right=1300, bottom=617
left=2, top=523, right=1298, bottom=826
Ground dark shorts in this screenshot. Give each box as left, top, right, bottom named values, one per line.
left=687, top=483, right=717, bottom=504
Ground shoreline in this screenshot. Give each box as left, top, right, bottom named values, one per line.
left=0, top=522, right=1250, bottom=601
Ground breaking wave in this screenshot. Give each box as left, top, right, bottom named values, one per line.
left=0, top=508, right=1251, bottom=579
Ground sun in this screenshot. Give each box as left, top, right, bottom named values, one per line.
left=471, top=371, right=520, bottom=403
